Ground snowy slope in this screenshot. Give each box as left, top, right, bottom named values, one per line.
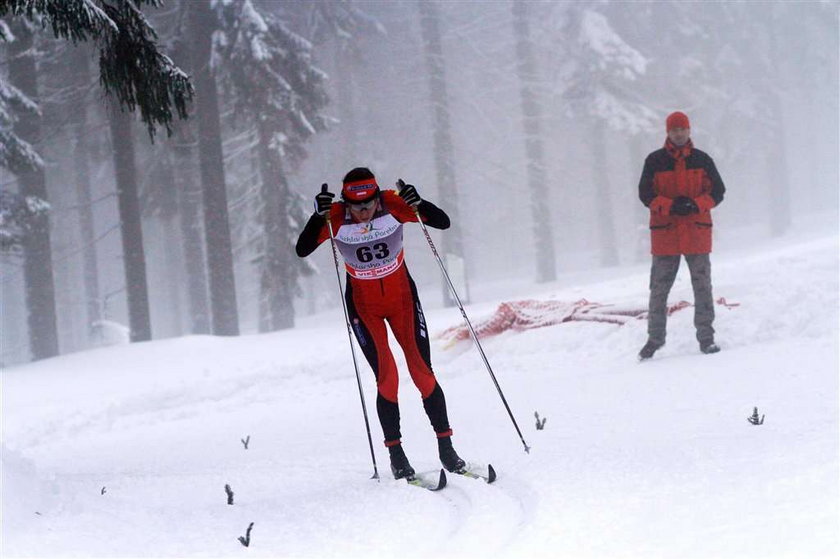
left=2, top=232, right=838, bottom=558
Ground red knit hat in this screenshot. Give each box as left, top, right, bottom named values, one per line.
left=666, top=111, right=690, bottom=131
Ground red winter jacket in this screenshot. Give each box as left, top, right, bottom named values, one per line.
left=638, top=139, right=725, bottom=255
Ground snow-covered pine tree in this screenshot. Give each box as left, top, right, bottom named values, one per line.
left=542, top=3, right=657, bottom=268
left=289, top=0, right=383, bottom=172
left=0, top=25, right=41, bottom=175
left=1, top=0, right=193, bottom=359
left=4, top=20, right=60, bottom=360
left=1, top=0, right=192, bottom=138
left=0, top=21, right=45, bottom=251
left=213, top=0, right=329, bottom=331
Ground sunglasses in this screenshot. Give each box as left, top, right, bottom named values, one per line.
left=347, top=198, right=378, bottom=211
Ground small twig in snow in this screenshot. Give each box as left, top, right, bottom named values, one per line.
left=238, top=522, right=254, bottom=547
left=534, top=411, right=547, bottom=430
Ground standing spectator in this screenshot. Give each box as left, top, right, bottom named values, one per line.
left=637, top=111, right=726, bottom=360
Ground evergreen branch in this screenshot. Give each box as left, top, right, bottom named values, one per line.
left=0, top=0, right=194, bottom=137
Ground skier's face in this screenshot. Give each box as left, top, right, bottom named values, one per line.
left=668, top=127, right=691, bottom=146
left=348, top=197, right=378, bottom=222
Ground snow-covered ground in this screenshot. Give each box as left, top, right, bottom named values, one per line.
left=2, top=230, right=838, bottom=558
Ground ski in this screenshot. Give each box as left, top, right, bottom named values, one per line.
left=405, top=468, right=447, bottom=491
left=451, top=463, right=497, bottom=484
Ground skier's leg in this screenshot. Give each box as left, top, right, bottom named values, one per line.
left=387, top=274, right=464, bottom=471
left=346, top=283, right=401, bottom=445
left=387, top=274, right=436, bottom=393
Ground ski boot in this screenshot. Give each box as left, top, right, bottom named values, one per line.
left=388, top=444, right=415, bottom=480
left=438, top=436, right=466, bottom=473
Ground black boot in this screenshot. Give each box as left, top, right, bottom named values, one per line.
left=700, top=340, right=721, bottom=354
left=388, top=444, right=415, bottom=480
left=638, top=339, right=664, bottom=360
left=438, top=436, right=466, bottom=473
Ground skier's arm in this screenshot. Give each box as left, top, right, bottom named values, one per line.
left=385, top=190, right=451, bottom=230
left=295, top=213, right=327, bottom=257
left=416, top=199, right=450, bottom=230
left=390, top=183, right=451, bottom=230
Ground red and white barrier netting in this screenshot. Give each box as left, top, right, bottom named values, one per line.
left=436, top=297, right=739, bottom=346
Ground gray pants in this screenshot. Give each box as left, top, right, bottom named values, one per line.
left=647, top=254, right=715, bottom=345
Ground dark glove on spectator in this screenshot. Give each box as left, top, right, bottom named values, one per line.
left=314, top=184, right=335, bottom=216
left=670, top=196, right=699, bottom=216
left=398, top=182, right=421, bottom=207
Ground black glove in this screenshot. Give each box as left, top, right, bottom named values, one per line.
left=314, top=183, right=335, bottom=216
left=397, top=181, right=421, bottom=207
left=670, top=196, right=699, bottom=216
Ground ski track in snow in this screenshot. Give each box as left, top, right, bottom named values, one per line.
left=2, top=232, right=838, bottom=558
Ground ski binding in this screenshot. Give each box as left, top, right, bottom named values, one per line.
left=452, top=463, right=496, bottom=484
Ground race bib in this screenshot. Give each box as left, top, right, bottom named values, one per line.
left=335, top=210, right=405, bottom=279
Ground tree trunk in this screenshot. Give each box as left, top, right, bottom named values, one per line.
left=188, top=0, right=240, bottom=336
left=591, top=123, right=619, bottom=267
left=256, top=121, right=295, bottom=331
left=417, top=0, right=468, bottom=305
left=512, top=1, right=557, bottom=282
left=162, top=213, right=185, bottom=336
left=171, top=121, right=212, bottom=334
left=152, top=152, right=186, bottom=337
left=766, top=25, right=791, bottom=237
left=8, top=22, right=59, bottom=360
left=170, top=2, right=211, bottom=335
left=68, top=45, right=102, bottom=335
left=107, top=100, right=152, bottom=342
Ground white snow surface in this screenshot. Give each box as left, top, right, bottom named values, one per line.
left=2, top=232, right=838, bottom=558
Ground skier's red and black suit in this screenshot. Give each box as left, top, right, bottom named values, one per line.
left=296, top=191, right=453, bottom=447
left=638, top=139, right=726, bottom=255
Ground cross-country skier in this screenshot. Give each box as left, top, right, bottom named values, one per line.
left=295, top=167, right=466, bottom=479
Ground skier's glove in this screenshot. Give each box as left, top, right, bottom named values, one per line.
left=398, top=182, right=421, bottom=207
left=314, top=184, right=335, bottom=216
left=670, top=196, right=699, bottom=216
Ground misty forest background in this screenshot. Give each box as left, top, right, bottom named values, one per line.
left=1, top=0, right=837, bottom=366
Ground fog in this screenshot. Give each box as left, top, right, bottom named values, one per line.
left=292, top=0, right=838, bottom=323
left=1, top=1, right=837, bottom=365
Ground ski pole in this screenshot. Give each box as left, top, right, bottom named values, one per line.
left=397, top=180, right=531, bottom=453
left=322, top=183, right=380, bottom=479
